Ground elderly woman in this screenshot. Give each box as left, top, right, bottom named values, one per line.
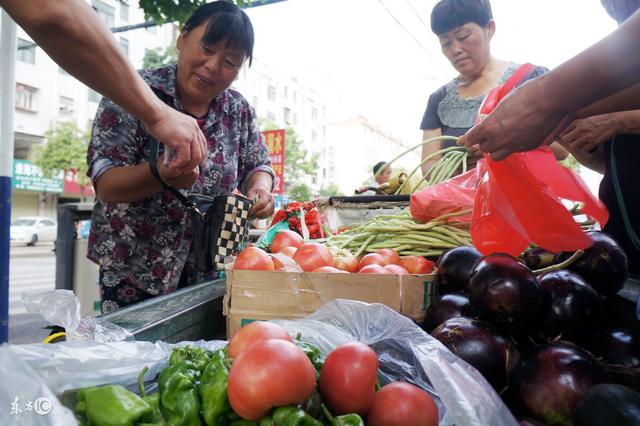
left=420, top=0, right=565, bottom=175
left=87, top=1, right=274, bottom=313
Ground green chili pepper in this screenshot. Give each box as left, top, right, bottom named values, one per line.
left=259, top=415, right=274, bottom=426
left=201, top=349, right=232, bottom=426
left=272, top=406, right=323, bottom=426
left=158, top=360, right=202, bottom=426
left=321, top=404, right=364, bottom=426
left=137, top=366, right=165, bottom=424
left=75, top=385, right=152, bottom=426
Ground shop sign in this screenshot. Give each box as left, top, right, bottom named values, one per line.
left=13, top=160, right=63, bottom=193
left=261, top=129, right=285, bottom=194
left=63, top=169, right=95, bottom=196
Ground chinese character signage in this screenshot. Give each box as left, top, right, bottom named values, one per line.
left=261, top=129, right=286, bottom=194
left=63, top=169, right=95, bottom=196
left=13, top=160, right=63, bottom=193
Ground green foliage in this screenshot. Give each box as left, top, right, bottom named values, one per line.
left=288, top=183, right=312, bottom=202
left=138, top=0, right=256, bottom=25
left=33, top=122, right=90, bottom=188
left=318, top=183, right=342, bottom=197
left=143, top=45, right=178, bottom=69
left=259, top=119, right=318, bottom=192
left=561, top=154, right=581, bottom=171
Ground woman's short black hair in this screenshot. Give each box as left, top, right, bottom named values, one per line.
left=372, top=161, right=388, bottom=176
left=430, top=0, right=493, bottom=36
left=183, top=1, right=254, bottom=65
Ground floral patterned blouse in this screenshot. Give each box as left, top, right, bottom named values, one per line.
left=87, top=63, right=273, bottom=297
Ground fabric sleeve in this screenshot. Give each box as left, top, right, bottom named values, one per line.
left=420, top=85, right=447, bottom=130
left=238, top=106, right=275, bottom=194
left=86, top=97, right=144, bottom=183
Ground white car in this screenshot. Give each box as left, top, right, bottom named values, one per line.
left=10, top=216, right=57, bottom=246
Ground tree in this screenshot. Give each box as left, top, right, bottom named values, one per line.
left=259, top=120, right=318, bottom=193
left=143, top=45, right=177, bottom=69
left=33, top=122, right=91, bottom=198
left=288, top=183, right=312, bottom=202
left=318, top=183, right=342, bottom=197
left=138, top=0, right=285, bottom=26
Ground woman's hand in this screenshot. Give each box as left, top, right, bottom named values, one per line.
left=247, top=187, right=274, bottom=219
left=157, top=158, right=199, bottom=189
left=559, top=113, right=620, bottom=152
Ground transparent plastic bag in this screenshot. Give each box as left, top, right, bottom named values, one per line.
left=272, top=299, right=517, bottom=426
left=22, top=290, right=134, bottom=342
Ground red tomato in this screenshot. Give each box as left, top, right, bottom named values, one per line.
left=234, top=247, right=275, bottom=271
left=367, top=382, right=438, bottom=426
left=383, top=264, right=409, bottom=275
left=376, top=249, right=401, bottom=265
left=279, top=246, right=298, bottom=258
left=357, top=253, right=387, bottom=271
left=359, top=264, right=388, bottom=274
left=272, top=256, right=285, bottom=271
left=227, top=321, right=293, bottom=358
left=228, top=339, right=316, bottom=420
left=399, top=256, right=435, bottom=274
left=271, top=230, right=304, bottom=253
left=313, top=266, right=347, bottom=273
left=293, top=243, right=334, bottom=272
left=319, top=342, right=379, bottom=415
left=334, top=256, right=358, bottom=273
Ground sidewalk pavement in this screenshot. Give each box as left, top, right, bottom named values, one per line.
left=10, top=242, right=56, bottom=258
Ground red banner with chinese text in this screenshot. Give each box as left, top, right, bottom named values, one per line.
left=63, top=169, right=95, bottom=196
left=261, top=129, right=286, bottom=194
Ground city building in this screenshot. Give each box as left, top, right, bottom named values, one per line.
left=7, top=0, right=178, bottom=219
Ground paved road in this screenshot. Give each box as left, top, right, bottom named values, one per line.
left=8, top=242, right=57, bottom=344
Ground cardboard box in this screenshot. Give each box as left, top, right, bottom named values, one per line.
left=223, top=270, right=435, bottom=338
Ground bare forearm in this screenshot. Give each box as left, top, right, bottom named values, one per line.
left=95, top=163, right=161, bottom=203
left=537, top=10, right=640, bottom=116
left=2, top=0, right=164, bottom=125
left=577, top=83, right=640, bottom=118
left=245, top=171, right=273, bottom=194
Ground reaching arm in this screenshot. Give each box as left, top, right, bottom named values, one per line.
left=461, top=9, right=640, bottom=159
left=1, top=0, right=205, bottom=173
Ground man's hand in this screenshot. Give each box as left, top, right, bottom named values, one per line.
left=157, top=158, right=198, bottom=189
left=559, top=114, right=620, bottom=152
left=145, top=103, right=207, bottom=174
left=247, top=187, right=274, bottom=219
left=459, top=79, right=568, bottom=160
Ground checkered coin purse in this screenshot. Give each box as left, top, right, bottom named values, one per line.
left=189, top=193, right=253, bottom=272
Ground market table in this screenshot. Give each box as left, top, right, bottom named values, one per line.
left=99, top=279, right=227, bottom=343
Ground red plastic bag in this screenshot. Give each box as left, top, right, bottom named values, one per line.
left=471, top=64, right=609, bottom=255
left=410, top=161, right=486, bottom=223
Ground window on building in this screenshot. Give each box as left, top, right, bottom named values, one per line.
left=284, top=107, right=291, bottom=124
left=323, top=168, right=326, bottom=178
left=92, top=0, right=115, bottom=28
left=312, top=176, right=317, bottom=185
left=311, top=106, right=318, bottom=121
left=88, top=88, right=102, bottom=103
left=58, top=96, right=75, bottom=116
left=284, top=86, right=288, bottom=99
left=15, top=84, right=38, bottom=112
left=17, top=39, right=36, bottom=64
left=311, top=130, right=318, bottom=143
left=119, top=37, right=129, bottom=57
left=267, top=85, right=276, bottom=101
left=267, top=111, right=276, bottom=122
left=120, top=0, right=129, bottom=21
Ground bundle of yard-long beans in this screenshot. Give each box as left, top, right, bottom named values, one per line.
left=325, top=209, right=473, bottom=258
left=373, top=136, right=469, bottom=195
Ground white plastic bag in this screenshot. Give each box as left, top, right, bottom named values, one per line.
left=273, top=300, right=518, bottom=426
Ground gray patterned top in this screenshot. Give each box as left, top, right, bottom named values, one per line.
left=420, top=63, right=548, bottom=148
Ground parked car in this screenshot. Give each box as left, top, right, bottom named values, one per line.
left=10, top=216, right=57, bottom=246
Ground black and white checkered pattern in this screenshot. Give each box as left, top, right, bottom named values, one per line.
left=213, top=195, right=252, bottom=269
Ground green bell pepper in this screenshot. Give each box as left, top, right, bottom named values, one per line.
left=294, top=337, right=324, bottom=376
left=158, top=360, right=202, bottom=426
left=137, top=366, right=165, bottom=424
left=321, top=404, right=364, bottom=426
left=272, top=406, right=323, bottom=426
left=200, top=349, right=232, bottom=426
left=75, top=385, right=152, bottom=426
